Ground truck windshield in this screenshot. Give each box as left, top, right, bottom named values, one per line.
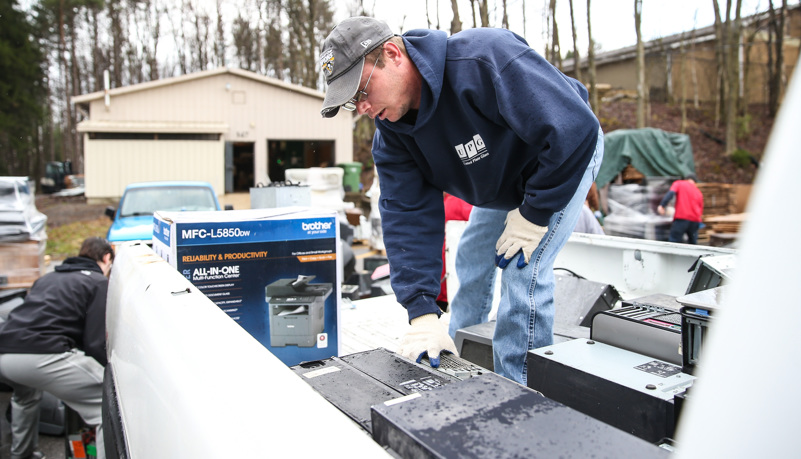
left=119, top=186, right=217, bottom=217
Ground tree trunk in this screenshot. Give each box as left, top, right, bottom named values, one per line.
left=57, top=0, right=75, bottom=167
left=426, top=0, right=432, bottom=29
left=469, top=0, right=477, bottom=28
left=215, top=0, right=226, bottom=68
left=587, top=0, right=598, bottom=115
left=711, top=0, right=724, bottom=127
left=450, top=0, right=462, bottom=34
left=724, top=0, right=743, bottom=156
left=479, top=0, right=489, bottom=27
left=680, top=33, right=687, bottom=133
left=767, top=0, right=787, bottom=116
left=635, top=0, right=645, bottom=128
left=690, top=15, right=699, bottom=108
left=550, top=0, right=561, bottom=68
left=568, top=0, right=582, bottom=82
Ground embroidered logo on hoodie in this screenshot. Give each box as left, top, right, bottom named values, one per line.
left=454, top=134, right=488, bottom=165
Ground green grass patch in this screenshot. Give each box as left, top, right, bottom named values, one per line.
left=46, top=217, right=110, bottom=260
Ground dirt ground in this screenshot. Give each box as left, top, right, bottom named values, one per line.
left=35, top=195, right=110, bottom=228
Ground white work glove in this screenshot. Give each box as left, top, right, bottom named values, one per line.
left=398, top=313, right=458, bottom=368
left=495, top=208, right=548, bottom=269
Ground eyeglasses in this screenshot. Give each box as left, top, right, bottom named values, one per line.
left=342, top=55, right=380, bottom=112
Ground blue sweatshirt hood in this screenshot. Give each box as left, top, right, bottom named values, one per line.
left=398, top=29, right=448, bottom=129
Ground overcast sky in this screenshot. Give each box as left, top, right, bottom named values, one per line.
left=342, top=0, right=794, bottom=54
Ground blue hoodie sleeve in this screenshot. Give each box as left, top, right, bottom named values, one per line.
left=372, top=129, right=445, bottom=321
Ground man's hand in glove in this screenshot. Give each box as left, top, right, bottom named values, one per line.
left=398, top=313, right=458, bottom=368
left=495, top=208, right=548, bottom=269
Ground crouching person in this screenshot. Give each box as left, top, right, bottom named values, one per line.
left=0, top=237, right=113, bottom=459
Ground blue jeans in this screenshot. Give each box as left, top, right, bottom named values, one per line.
left=669, top=219, right=700, bottom=244
left=449, top=129, right=604, bottom=385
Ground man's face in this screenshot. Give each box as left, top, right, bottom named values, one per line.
left=352, top=49, right=415, bottom=123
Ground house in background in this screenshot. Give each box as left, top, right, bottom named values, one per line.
left=72, top=67, right=353, bottom=202
left=562, top=4, right=800, bottom=105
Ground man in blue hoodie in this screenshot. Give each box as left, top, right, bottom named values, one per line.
left=319, top=17, right=603, bottom=385
left=0, top=237, right=113, bottom=459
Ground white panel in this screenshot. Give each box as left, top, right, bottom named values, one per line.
left=84, top=139, right=224, bottom=199
left=107, top=243, right=389, bottom=457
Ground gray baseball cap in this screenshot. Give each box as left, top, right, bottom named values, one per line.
left=319, top=17, right=394, bottom=118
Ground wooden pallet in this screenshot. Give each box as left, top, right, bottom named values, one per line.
left=0, top=240, right=45, bottom=289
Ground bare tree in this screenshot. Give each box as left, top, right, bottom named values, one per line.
left=468, top=0, right=477, bottom=28
left=478, top=0, right=489, bottom=27
left=214, top=0, right=226, bottom=68
left=108, top=0, right=125, bottom=85
left=126, top=1, right=148, bottom=85
left=450, top=0, right=462, bottom=34
left=285, top=0, right=334, bottom=89
left=548, top=0, right=561, bottom=67
left=568, top=0, right=581, bottom=82
left=263, top=0, right=285, bottom=80
left=586, top=0, right=598, bottom=115
left=680, top=32, right=687, bottom=133
left=635, top=0, right=646, bottom=128
left=690, top=11, right=699, bottom=109
left=711, top=0, right=743, bottom=155
left=167, top=1, right=187, bottom=74
left=767, top=0, right=787, bottom=116
left=501, top=0, right=508, bottom=29
left=426, top=0, right=432, bottom=29
left=191, top=5, right=212, bottom=71
left=232, top=13, right=258, bottom=71
left=148, top=0, right=162, bottom=81
left=85, top=4, right=105, bottom=92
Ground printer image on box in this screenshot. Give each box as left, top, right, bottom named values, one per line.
left=266, top=275, right=332, bottom=347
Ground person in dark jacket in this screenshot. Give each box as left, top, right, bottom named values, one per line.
left=318, top=17, right=603, bottom=384
left=0, top=237, right=113, bottom=459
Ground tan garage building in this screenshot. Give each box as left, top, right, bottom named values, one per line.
left=72, top=67, right=353, bottom=201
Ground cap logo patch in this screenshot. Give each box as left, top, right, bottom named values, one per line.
left=319, top=49, right=334, bottom=76
left=360, top=39, right=372, bottom=48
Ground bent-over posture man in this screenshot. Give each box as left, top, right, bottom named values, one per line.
left=319, top=17, right=603, bottom=384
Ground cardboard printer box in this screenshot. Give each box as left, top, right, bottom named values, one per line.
left=152, top=207, right=341, bottom=366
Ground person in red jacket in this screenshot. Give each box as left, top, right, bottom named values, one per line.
left=657, top=174, right=704, bottom=244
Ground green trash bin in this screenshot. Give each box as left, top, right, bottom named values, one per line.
left=338, top=162, right=363, bottom=192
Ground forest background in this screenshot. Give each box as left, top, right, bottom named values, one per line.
left=1, top=0, right=797, bottom=186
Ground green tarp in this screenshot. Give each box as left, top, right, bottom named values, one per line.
left=596, top=128, right=696, bottom=188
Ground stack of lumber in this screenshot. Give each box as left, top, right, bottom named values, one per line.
left=704, top=213, right=747, bottom=234
left=703, top=213, right=747, bottom=247
left=696, top=183, right=731, bottom=217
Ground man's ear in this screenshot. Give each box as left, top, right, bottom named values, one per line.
left=383, top=41, right=402, bottom=65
